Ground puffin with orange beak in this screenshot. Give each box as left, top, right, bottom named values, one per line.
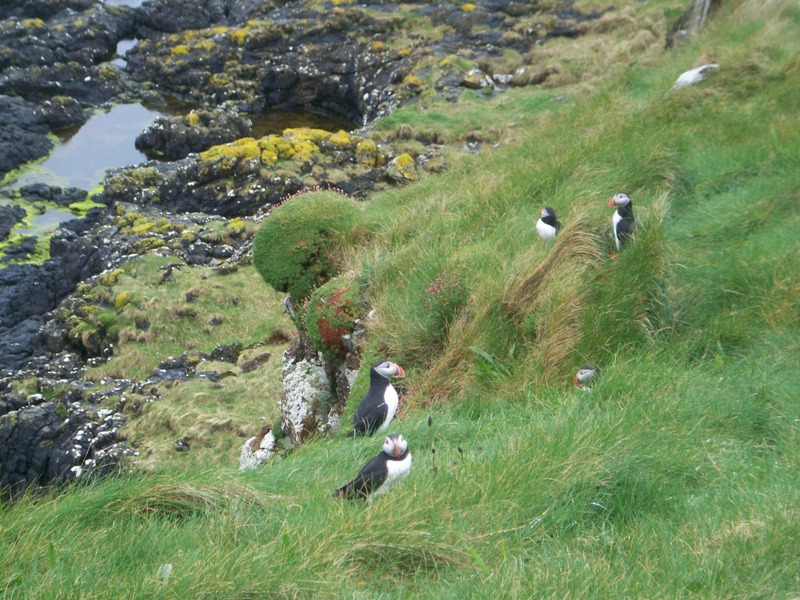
left=608, top=192, right=635, bottom=254
left=348, top=359, right=406, bottom=437
left=574, top=364, right=599, bottom=390
left=335, top=434, right=412, bottom=500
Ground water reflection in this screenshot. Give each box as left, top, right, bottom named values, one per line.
left=111, top=39, right=138, bottom=69
left=15, top=210, right=77, bottom=236
left=103, top=0, right=147, bottom=7
left=11, top=103, right=167, bottom=191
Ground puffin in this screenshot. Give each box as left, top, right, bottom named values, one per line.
left=335, top=434, right=412, bottom=500
left=574, top=364, right=599, bottom=390
left=608, top=192, right=635, bottom=253
left=535, top=207, right=561, bottom=241
left=348, top=359, right=406, bottom=437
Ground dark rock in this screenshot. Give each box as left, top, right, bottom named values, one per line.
left=135, top=106, right=252, bottom=161
left=0, top=204, right=26, bottom=241
left=240, top=351, right=271, bottom=373
left=0, top=400, right=131, bottom=499
left=0, top=95, right=54, bottom=177
left=209, top=342, right=244, bottom=363
left=135, top=0, right=227, bottom=35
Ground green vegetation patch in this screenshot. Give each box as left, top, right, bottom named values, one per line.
left=253, top=189, right=368, bottom=301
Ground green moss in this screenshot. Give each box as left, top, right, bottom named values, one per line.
left=253, top=190, right=366, bottom=301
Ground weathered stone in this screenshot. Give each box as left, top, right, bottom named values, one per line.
left=240, top=352, right=271, bottom=373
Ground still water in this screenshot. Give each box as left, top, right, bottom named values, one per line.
left=11, top=103, right=166, bottom=192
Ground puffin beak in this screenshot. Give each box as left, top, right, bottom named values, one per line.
left=393, top=441, right=402, bottom=455
left=394, top=365, right=407, bottom=378
left=573, top=374, right=580, bottom=387
left=608, top=197, right=616, bottom=208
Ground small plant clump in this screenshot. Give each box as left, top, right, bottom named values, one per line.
left=424, top=269, right=468, bottom=333
left=253, top=188, right=367, bottom=301
left=304, top=277, right=366, bottom=360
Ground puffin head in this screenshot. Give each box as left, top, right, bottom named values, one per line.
left=608, top=192, right=631, bottom=208
left=573, top=364, right=598, bottom=387
left=540, top=206, right=558, bottom=224
left=372, top=359, right=407, bottom=379
left=383, top=433, right=408, bottom=457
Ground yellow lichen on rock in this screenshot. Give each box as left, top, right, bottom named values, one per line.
left=284, top=128, right=330, bottom=144
left=356, top=139, right=382, bottom=167
left=258, top=136, right=296, bottom=161
left=403, top=75, right=423, bottom=88
left=291, top=139, right=320, bottom=161
left=387, top=153, right=418, bottom=182
left=370, top=41, right=386, bottom=53
left=327, top=130, right=352, bottom=148
left=461, top=3, right=477, bottom=12
left=171, top=45, right=190, bottom=56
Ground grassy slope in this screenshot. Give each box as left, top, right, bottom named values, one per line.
left=2, top=0, right=800, bottom=597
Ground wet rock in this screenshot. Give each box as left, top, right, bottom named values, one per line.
left=0, top=204, right=26, bottom=241
left=135, top=106, right=253, bottom=161
left=18, top=183, right=87, bottom=207
left=0, top=95, right=54, bottom=177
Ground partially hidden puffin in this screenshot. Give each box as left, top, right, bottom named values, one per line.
left=574, top=364, right=599, bottom=390
left=335, top=434, right=412, bottom=500
left=608, top=192, right=635, bottom=253
left=535, top=207, right=561, bottom=241
left=348, top=359, right=406, bottom=437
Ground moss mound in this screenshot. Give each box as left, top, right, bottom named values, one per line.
left=253, top=190, right=365, bottom=301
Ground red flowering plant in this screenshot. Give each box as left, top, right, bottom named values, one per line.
left=423, top=269, right=468, bottom=333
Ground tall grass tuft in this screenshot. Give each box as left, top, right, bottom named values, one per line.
left=103, top=482, right=268, bottom=520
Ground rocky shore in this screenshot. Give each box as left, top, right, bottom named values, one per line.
left=1, top=0, right=662, bottom=497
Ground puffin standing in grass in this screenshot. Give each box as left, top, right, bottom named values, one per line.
left=348, top=359, right=406, bottom=437
left=574, top=364, right=599, bottom=390
left=536, top=207, right=561, bottom=241
left=335, top=434, right=412, bottom=500
left=608, top=192, right=635, bottom=255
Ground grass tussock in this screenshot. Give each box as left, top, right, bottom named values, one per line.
left=104, top=482, right=269, bottom=520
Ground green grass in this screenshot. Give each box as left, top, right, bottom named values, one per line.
left=3, top=0, right=800, bottom=597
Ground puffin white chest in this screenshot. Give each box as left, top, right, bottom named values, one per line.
left=372, top=453, right=412, bottom=498
left=612, top=210, right=623, bottom=249
left=536, top=219, right=557, bottom=241
left=379, top=384, right=399, bottom=432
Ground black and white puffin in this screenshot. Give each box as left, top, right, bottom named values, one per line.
left=348, top=359, right=406, bottom=437
left=574, top=364, right=599, bottom=389
left=608, top=192, right=635, bottom=253
left=535, top=207, right=561, bottom=241
left=335, top=433, right=412, bottom=500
